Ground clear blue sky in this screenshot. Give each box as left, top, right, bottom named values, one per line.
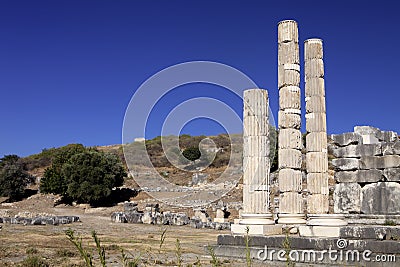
left=1, top=0, right=399, bottom=157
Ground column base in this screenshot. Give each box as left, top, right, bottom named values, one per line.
left=299, top=214, right=347, bottom=237
left=277, top=213, right=306, bottom=224
left=238, top=213, right=275, bottom=225
left=231, top=213, right=279, bottom=236
left=306, top=214, right=348, bottom=226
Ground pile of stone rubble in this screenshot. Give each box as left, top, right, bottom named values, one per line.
left=111, top=202, right=230, bottom=230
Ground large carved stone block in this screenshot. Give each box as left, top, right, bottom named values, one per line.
left=278, top=111, right=301, bottom=129
left=304, top=38, right=323, bottom=60
left=383, top=168, right=400, bottom=181
left=243, top=136, right=270, bottom=157
left=278, top=42, right=299, bottom=64
left=278, top=20, right=298, bottom=43
left=306, top=152, right=328, bottom=173
left=382, top=142, right=400, bottom=155
left=243, top=115, right=269, bottom=137
left=307, top=194, right=329, bottom=214
left=307, top=173, right=328, bottom=194
left=332, top=144, right=382, bottom=158
left=305, top=96, right=326, bottom=113
left=243, top=156, right=269, bottom=186
left=279, top=149, right=302, bottom=169
left=305, top=77, right=325, bottom=97
left=279, top=86, right=301, bottom=110
left=305, top=59, right=324, bottom=79
left=361, top=182, right=400, bottom=214
left=334, top=169, right=383, bottom=183
left=243, top=89, right=268, bottom=117
left=305, top=113, right=326, bottom=132
left=306, top=132, right=327, bottom=152
left=332, top=158, right=360, bottom=171
left=334, top=183, right=361, bottom=214
left=279, top=192, right=303, bottom=214
left=279, top=169, right=302, bottom=192
left=360, top=155, right=400, bottom=169
left=331, top=132, right=362, bottom=147
left=278, top=128, right=302, bottom=150
left=278, top=65, right=300, bottom=88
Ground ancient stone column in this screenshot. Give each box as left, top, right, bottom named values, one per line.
left=301, top=38, right=347, bottom=235
left=231, top=89, right=277, bottom=235
left=277, top=20, right=306, bottom=224
left=304, top=39, right=329, bottom=215
left=242, top=89, right=271, bottom=216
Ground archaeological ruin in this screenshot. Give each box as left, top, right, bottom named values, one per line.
left=214, top=20, right=400, bottom=266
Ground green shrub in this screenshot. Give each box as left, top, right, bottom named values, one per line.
left=182, top=147, right=201, bottom=161
left=40, top=144, right=86, bottom=195
left=0, top=155, right=34, bottom=201
left=63, top=150, right=126, bottom=205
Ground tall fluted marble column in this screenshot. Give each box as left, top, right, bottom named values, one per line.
left=277, top=20, right=306, bottom=224
left=300, top=38, right=347, bottom=236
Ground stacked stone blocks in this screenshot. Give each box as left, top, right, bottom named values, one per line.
left=331, top=126, right=400, bottom=215
left=277, top=20, right=304, bottom=218
left=304, top=38, right=329, bottom=214
left=243, top=89, right=270, bottom=214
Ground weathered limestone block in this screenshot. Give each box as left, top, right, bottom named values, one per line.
left=278, top=111, right=301, bottom=129
left=382, top=142, right=400, bottom=155
left=332, top=144, right=382, bottom=158
left=383, top=168, right=400, bottom=181
left=376, top=131, right=398, bottom=142
left=278, top=42, right=300, bottom=64
left=243, top=156, right=269, bottom=186
left=360, top=134, right=379, bottom=144
left=306, top=152, right=328, bottom=173
left=123, top=202, right=138, bottom=212
left=125, top=212, right=143, bottom=224
left=278, top=128, right=302, bottom=149
left=335, top=169, right=383, bottom=183
left=279, top=192, right=303, bottom=214
left=354, top=126, right=380, bottom=136
left=332, top=158, right=360, bottom=171
left=111, top=212, right=127, bottom=223
left=279, top=149, right=302, bottom=169
left=305, top=113, right=326, bottom=132
left=278, top=20, right=298, bottom=43
left=306, top=132, right=327, bottom=152
left=243, top=115, right=269, bottom=136
left=331, top=132, right=362, bottom=146
left=243, top=89, right=268, bottom=117
left=361, top=182, right=400, bottom=214
left=279, top=86, right=300, bottom=110
left=142, top=211, right=154, bottom=224
left=304, top=38, right=323, bottom=60
left=305, top=59, right=324, bottom=78
left=278, top=169, right=302, bottom=192
left=307, top=173, right=328, bottom=194
left=305, top=77, right=325, bottom=97
left=278, top=66, right=300, bottom=88
left=305, top=96, right=326, bottom=113
left=243, top=136, right=270, bottom=157
left=360, top=155, right=400, bottom=169
left=334, top=183, right=361, bottom=213
left=307, top=194, right=329, bottom=214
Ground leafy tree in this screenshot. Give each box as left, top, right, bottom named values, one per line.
left=62, top=150, right=126, bottom=205
left=182, top=147, right=201, bottom=161
left=0, top=155, right=34, bottom=200
left=40, top=144, right=86, bottom=195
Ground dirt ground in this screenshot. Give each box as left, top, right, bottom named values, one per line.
left=0, top=195, right=256, bottom=267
